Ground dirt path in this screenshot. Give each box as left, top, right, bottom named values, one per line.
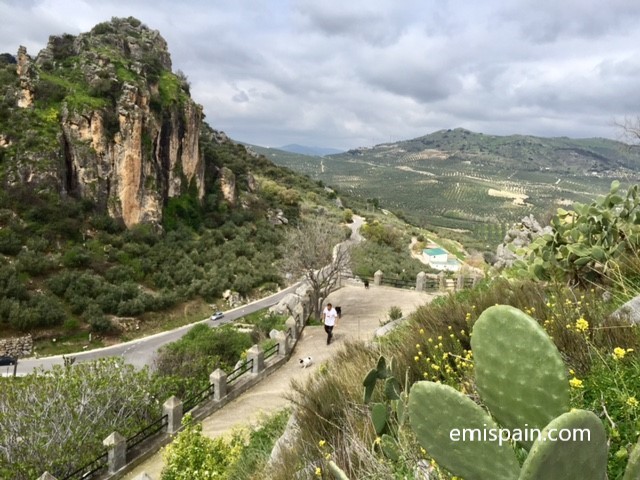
left=123, top=284, right=439, bottom=479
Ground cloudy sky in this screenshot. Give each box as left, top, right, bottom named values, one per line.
left=1, top=0, right=640, bottom=150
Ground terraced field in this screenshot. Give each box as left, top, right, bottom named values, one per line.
left=250, top=129, right=640, bottom=252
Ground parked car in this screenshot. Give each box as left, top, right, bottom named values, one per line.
left=210, top=311, right=224, bottom=321
left=0, top=356, right=17, bottom=366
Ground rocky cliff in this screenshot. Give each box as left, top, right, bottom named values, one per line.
left=0, top=17, right=205, bottom=227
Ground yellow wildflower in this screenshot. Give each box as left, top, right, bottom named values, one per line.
left=575, top=318, right=589, bottom=332
left=315, top=467, right=322, bottom=477
left=626, top=397, right=639, bottom=408
left=613, top=347, right=627, bottom=360
left=569, top=377, right=583, bottom=389
left=318, top=440, right=326, bottom=448
left=414, top=356, right=420, bottom=362
left=375, top=436, right=382, bottom=445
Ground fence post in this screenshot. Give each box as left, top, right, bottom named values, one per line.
left=247, top=345, right=265, bottom=373
left=210, top=368, right=227, bottom=400
left=275, top=330, right=290, bottom=356
left=456, top=273, right=465, bottom=291
left=37, top=473, right=58, bottom=480
left=103, top=431, right=126, bottom=474
left=374, top=270, right=383, bottom=286
left=438, top=271, right=446, bottom=291
left=163, top=396, right=183, bottom=434
left=285, top=316, right=297, bottom=340
left=416, top=272, right=426, bottom=292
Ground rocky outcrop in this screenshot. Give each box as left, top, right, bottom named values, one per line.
left=493, top=215, right=552, bottom=269
left=4, top=18, right=206, bottom=227
left=219, top=167, right=236, bottom=206
left=16, top=46, right=34, bottom=108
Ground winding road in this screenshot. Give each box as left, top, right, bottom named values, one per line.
left=13, top=215, right=366, bottom=376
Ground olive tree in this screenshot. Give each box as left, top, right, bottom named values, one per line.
left=280, top=216, right=350, bottom=319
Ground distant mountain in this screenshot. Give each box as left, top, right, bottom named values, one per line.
left=278, top=144, right=343, bottom=156
left=264, top=128, right=640, bottom=251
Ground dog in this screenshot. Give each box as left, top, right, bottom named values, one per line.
left=299, top=356, right=313, bottom=368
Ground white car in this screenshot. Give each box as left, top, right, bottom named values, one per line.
left=210, top=311, right=224, bottom=321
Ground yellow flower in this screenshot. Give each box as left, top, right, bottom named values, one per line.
left=419, top=328, right=425, bottom=334
left=315, top=466, right=322, bottom=477
left=569, top=369, right=575, bottom=375
left=569, top=377, right=583, bottom=389
left=431, top=364, right=440, bottom=371
left=414, top=356, right=420, bottom=362
left=448, top=325, right=452, bottom=330
left=325, top=453, right=331, bottom=460
left=375, top=436, right=382, bottom=445
left=318, top=440, right=326, bottom=448
left=613, top=347, right=627, bottom=360
left=626, top=396, right=639, bottom=408
left=575, top=318, right=589, bottom=332
left=416, top=343, right=421, bottom=349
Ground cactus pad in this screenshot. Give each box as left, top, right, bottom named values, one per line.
left=371, top=402, right=388, bottom=435
left=623, top=435, right=640, bottom=480
left=519, top=409, right=607, bottom=480
left=409, top=381, right=520, bottom=480
left=471, top=305, right=569, bottom=447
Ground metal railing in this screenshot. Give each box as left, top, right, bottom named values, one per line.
left=183, top=383, right=216, bottom=413
left=126, top=414, right=169, bottom=451
left=227, top=358, right=254, bottom=384
left=264, top=342, right=279, bottom=360
left=59, top=450, right=108, bottom=480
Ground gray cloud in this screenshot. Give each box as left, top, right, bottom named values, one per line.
left=1, top=0, right=640, bottom=150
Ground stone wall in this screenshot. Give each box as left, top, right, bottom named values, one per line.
left=0, top=335, right=32, bottom=357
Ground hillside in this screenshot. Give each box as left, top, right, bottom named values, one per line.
left=0, top=17, right=344, bottom=351
left=255, top=128, right=640, bottom=251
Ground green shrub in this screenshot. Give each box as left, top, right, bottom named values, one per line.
left=161, top=414, right=243, bottom=480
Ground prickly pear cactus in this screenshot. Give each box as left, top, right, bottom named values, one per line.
left=624, top=435, right=640, bottom=480
left=371, top=403, right=388, bottom=435
left=519, top=409, right=607, bottom=480
left=471, top=305, right=569, bottom=447
left=409, top=381, right=520, bottom=480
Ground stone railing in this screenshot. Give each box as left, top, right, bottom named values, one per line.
left=38, top=305, right=312, bottom=480
left=341, top=270, right=482, bottom=292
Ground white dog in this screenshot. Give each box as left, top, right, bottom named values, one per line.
left=299, top=356, right=313, bottom=368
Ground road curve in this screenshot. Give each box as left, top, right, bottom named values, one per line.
left=15, top=284, right=300, bottom=375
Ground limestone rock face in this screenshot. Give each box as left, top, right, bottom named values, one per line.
left=219, top=167, right=236, bottom=206
left=4, top=18, right=205, bottom=227
left=16, top=46, right=34, bottom=108
left=493, top=215, right=552, bottom=269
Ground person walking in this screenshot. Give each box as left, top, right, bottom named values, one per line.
left=322, top=302, right=338, bottom=345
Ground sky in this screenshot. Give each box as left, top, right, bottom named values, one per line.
left=1, top=0, right=640, bottom=151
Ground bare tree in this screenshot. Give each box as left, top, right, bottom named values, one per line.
left=615, top=116, right=640, bottom=145
left=280, top=216, right=350, bottom=319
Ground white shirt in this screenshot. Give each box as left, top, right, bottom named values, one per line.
left=323, top=307, right=338, bottom=326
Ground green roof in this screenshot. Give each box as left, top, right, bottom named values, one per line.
left=424, top=247, right=448, bottom=256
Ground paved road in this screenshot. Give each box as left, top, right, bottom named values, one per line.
left=15, top=284, right=300, bottom=374
left=14, top=214, right=366, bottom=375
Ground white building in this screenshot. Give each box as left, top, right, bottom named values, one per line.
left=423, top=247, right=461, bottom=272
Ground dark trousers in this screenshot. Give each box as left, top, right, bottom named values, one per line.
left=324, top=324, right=334, bottom=344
